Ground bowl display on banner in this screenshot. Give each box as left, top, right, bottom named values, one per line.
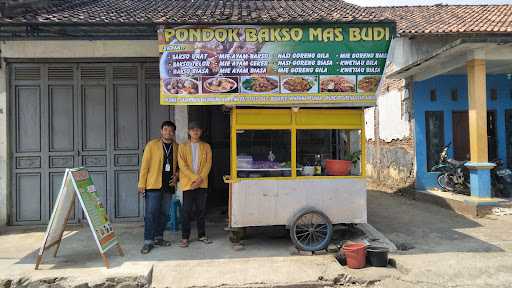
left=163, top=77, right=200, bottom=95
left=202, top=77, right=239, bottom=93
left=320, top=76, right=356, bottom=92
left=241, top=76, right=280, bottom=94
left=357, top=76, right=381, bottom=93
left=281, top=76, right=318, bottom=93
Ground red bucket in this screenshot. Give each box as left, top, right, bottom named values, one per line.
left=342, top=243, right=367, bottom=269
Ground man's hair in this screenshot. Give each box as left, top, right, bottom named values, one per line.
left=161, top=120, right=176, bottom=131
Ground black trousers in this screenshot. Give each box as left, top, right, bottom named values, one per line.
left=181, top=188, right=207, bottom=240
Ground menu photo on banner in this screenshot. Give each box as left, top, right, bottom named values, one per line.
left=158, top=24, right=393, bottom=106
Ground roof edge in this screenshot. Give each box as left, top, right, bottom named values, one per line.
left=387, top=37, right=512, bottom=79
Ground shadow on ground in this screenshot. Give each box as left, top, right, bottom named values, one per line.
left=367, top=190, right=506, bottom=254
left=4, top=190, right=509, bottom=270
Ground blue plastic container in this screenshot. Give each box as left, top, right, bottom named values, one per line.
left=167, top=195, right=181, bottom=231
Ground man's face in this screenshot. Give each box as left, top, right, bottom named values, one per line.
left=161, top=126, right=175, bottom=141
left=188, top=128, right=202, bottom=140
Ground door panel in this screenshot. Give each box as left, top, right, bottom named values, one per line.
left=505, top=110, right=512, bottom=167
left=16, top=86, right=41, bottom=153
left=11, top=62, right=164, bottom=225
left=47, top=66, right=80, bottom=223
left=114, top=85, right=139, bottom=150
left=82, top=85, right=107, bottom=151
left=114, top=171, right=141, bottom=219
left=79, top=65, right=110, bottom=222
left=452, top=111, right=469, bottom=161
left=11, top=64, right=46, bottom=225
left=487, top=111, right=497, bottom=161
left=49, top=86, right=74, bottom=152
left=16, top=173, right=42, bottom=222
left=452, top=111, right=497, bottom=162
left=109, top=64, right=143, bottom=222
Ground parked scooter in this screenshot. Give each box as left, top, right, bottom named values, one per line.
left=491, top=159, right=512, bottom=198
left=432, top=143, right=470, bottom=195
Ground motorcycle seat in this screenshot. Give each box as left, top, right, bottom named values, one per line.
left=448, top=159, right=466, bottom=166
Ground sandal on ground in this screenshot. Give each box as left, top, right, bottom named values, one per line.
left=140, top=244, right=153, bottom=254
left=154, top=239, right=172, bottom=246
left=179, top=239, right=189, bottom=248
left=198, top=236, right=212, bottom=244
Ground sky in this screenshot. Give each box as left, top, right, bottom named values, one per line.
left=345, top=0, right=511, bottom=6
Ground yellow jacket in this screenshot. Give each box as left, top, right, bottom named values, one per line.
left=138, top=139, right=178, bottom=190
left=178, top=141, right=212, bottom=191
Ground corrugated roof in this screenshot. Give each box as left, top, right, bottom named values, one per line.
left=0, top=0, right=390, bottom=24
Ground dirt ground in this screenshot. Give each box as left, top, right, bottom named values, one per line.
left=364, top=190, right=512, bottom=288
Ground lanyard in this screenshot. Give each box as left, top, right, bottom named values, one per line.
left=163, top=143, right=172, bottom=164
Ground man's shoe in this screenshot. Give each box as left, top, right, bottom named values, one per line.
left=179, top=239, right=189, bottom=248
left=198, top=236, right=212, bottom=244
left=141, top=243, right=153, bottom=254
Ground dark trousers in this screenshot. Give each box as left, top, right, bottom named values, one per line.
left=144, top=190, right=171, bottom=242
left=181, top=188, right=208, bottom=240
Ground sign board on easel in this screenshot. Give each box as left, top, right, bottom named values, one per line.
left=35, top=168, right=124, bottom=269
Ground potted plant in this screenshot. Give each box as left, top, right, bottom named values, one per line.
left=346, top=150, right=361, bottom=167
left=325, top=150, right=361, bottom=176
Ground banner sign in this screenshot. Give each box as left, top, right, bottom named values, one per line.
left=158, top=24, right=393, bottom=106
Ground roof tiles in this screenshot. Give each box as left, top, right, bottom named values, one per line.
left=0, top=0, right=389, bottom=24
left=370, top=4, right=512, bottom=35
left=1, top=1, right=511, bottom=35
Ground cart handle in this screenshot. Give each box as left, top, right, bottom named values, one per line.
left=223, top=175, right=237, bottom=184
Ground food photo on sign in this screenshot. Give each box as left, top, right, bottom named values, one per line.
left=281, top=75, right=318, bottom=93
left=320, top=75, right=356, bottom=92
left=240, top=76, right=280, bottom=94
left=357, top=75, right=381, bottom=93
left=203, top=76, right=239, bottom=93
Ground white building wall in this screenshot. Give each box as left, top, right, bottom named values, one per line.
left=366, top=35, right=459, bottom=190
left=374, top=35, right=459, bottom=143
left=377, top=89, right=410, bottom=142
left=364, top=107, right=375, bottom=140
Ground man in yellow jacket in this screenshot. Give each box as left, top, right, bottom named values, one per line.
left=138, top=121, right=178, bottom=254
left=178, top=121, right=212, bottom=247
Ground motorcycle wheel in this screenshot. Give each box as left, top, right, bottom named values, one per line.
left=437, top=173, right=455, bottom=191
left=499, top=182, right=512, bottom=198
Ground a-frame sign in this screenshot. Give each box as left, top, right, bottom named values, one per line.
left=35, top=168, right=124, bottom=269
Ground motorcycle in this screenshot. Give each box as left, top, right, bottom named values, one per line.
left=432, top=143, right=470, bottom=195
left=433, top=144, right=512, bottom=198
left=491, top=159, right=512, bottom=198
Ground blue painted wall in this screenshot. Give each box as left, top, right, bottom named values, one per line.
left=413, top=74, right=512, bottom=190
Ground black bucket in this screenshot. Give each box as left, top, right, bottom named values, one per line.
left=366, top=246, right=389, bottom=267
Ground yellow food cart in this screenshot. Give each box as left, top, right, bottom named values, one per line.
left=224, top=107, right=366, bottom=251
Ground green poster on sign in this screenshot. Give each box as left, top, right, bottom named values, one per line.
left=70, top=168, right=118, bottom=252
left=158, top=24, right=394, bottom=106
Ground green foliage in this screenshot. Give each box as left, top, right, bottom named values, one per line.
left=344, top=150, right=361, bottom=166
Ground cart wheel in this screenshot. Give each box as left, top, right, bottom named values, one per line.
left=290, top=209, right=333, bottom=251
